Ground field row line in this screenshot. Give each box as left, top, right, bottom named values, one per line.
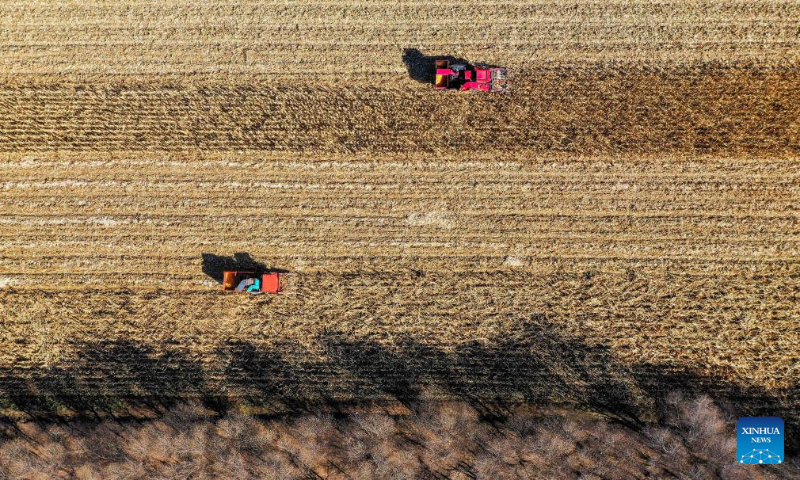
left=3, top=1, right=793, bottom=8
left=1, top=214, right=794, bottom=228
left=5, top=57, right=796, bottom=79
left=4, top=225, right=791, bottom=239
left=6, top=251, right=800, bottom=262
left=2, top=159, right=795, bottom=171
left=2, top=209, right=797, bottom=219
left=5, top=46, right=797, bottom=64
left=3, top=245, right=796, bottom=260
left=4, top=194, right=794, bottom=206
left=2, top=1, right=794, bottom=14
left=7, top=234, right=797, bottom=246
left=5, top=172, right=799, bottom=182
left=3, top=278, right=795, bottom=292
left=1, top=162, right=796, bottom=172
left=5, top=40, right=797, bottom=53
left=1, top=158, right=796, bottom=170
left=3, top=279, right=798, bottom=294
left=4, top=251, right=795, bottom=265
left=4, top=233, right=793, bottom=243
left=6, top=34, right=798, bottom=47
left=4, top=44, right=796, bottom=58
left=2, top=266, right=791, bottom=281
left=6, top=19, right=799, bottom=29
left=4, top=257, right=798, bottom=277
left=1, top=159, right=796, bottom=169
left=3, top=222, right=793, bottom=236
left=6, top=55, right=791, bottom=71
left=3, top=181, right=796, bottom=192
left=8, top=254, right=794, bottom=268
left=6, top=211, right=792, bottom=221
left=4, top=233, right=797, bottom=250
left=5, top=192, right=795, bottom=204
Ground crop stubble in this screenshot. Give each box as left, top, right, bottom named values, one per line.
left=0, top=1, right=798, bottom=418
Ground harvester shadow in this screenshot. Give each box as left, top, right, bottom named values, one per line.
left=402, top=48, right=499, bottom=85
left=201, top=252, right=289, bottom=284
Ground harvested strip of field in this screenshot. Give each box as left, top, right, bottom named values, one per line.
left=1, top=152, right=798, bottom=280
left=1, top=266, right=797, bottom=419
left=0, top=152, right=798, bottom=421
left=1, top=0, right=799, bottom=435
left=2, top=0, right=799, bottom=81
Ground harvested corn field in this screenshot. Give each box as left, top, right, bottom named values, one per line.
left=2, top=152, right=798, bottom=422
left=0, top=0, right=798, bottom=430
left=3, top=0, right=800, bottom=79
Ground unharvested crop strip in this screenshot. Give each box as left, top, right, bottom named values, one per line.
left=0, top=68, right=797, bottom=155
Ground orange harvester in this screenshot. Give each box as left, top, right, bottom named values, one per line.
left=222, top=270, right=282, bottom=294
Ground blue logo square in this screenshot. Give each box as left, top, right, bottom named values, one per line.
left=737, top=417, right=784, bottom=464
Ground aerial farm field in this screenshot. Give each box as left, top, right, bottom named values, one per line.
left=0, top=0, right=798, bottom=432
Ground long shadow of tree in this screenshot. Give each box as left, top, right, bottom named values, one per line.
left=313, top=316, right=645, bottom=425
left=0, top=341, right=218, bottom=420
left=0, top=320, right=796, bottom=452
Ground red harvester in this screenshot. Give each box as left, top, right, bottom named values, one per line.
left=434, top=60, right=509, bottom=92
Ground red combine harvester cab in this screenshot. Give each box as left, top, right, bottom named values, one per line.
left=222, top=270, right=282, bottom=294
left=434, top=59, right=509, bottom=92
